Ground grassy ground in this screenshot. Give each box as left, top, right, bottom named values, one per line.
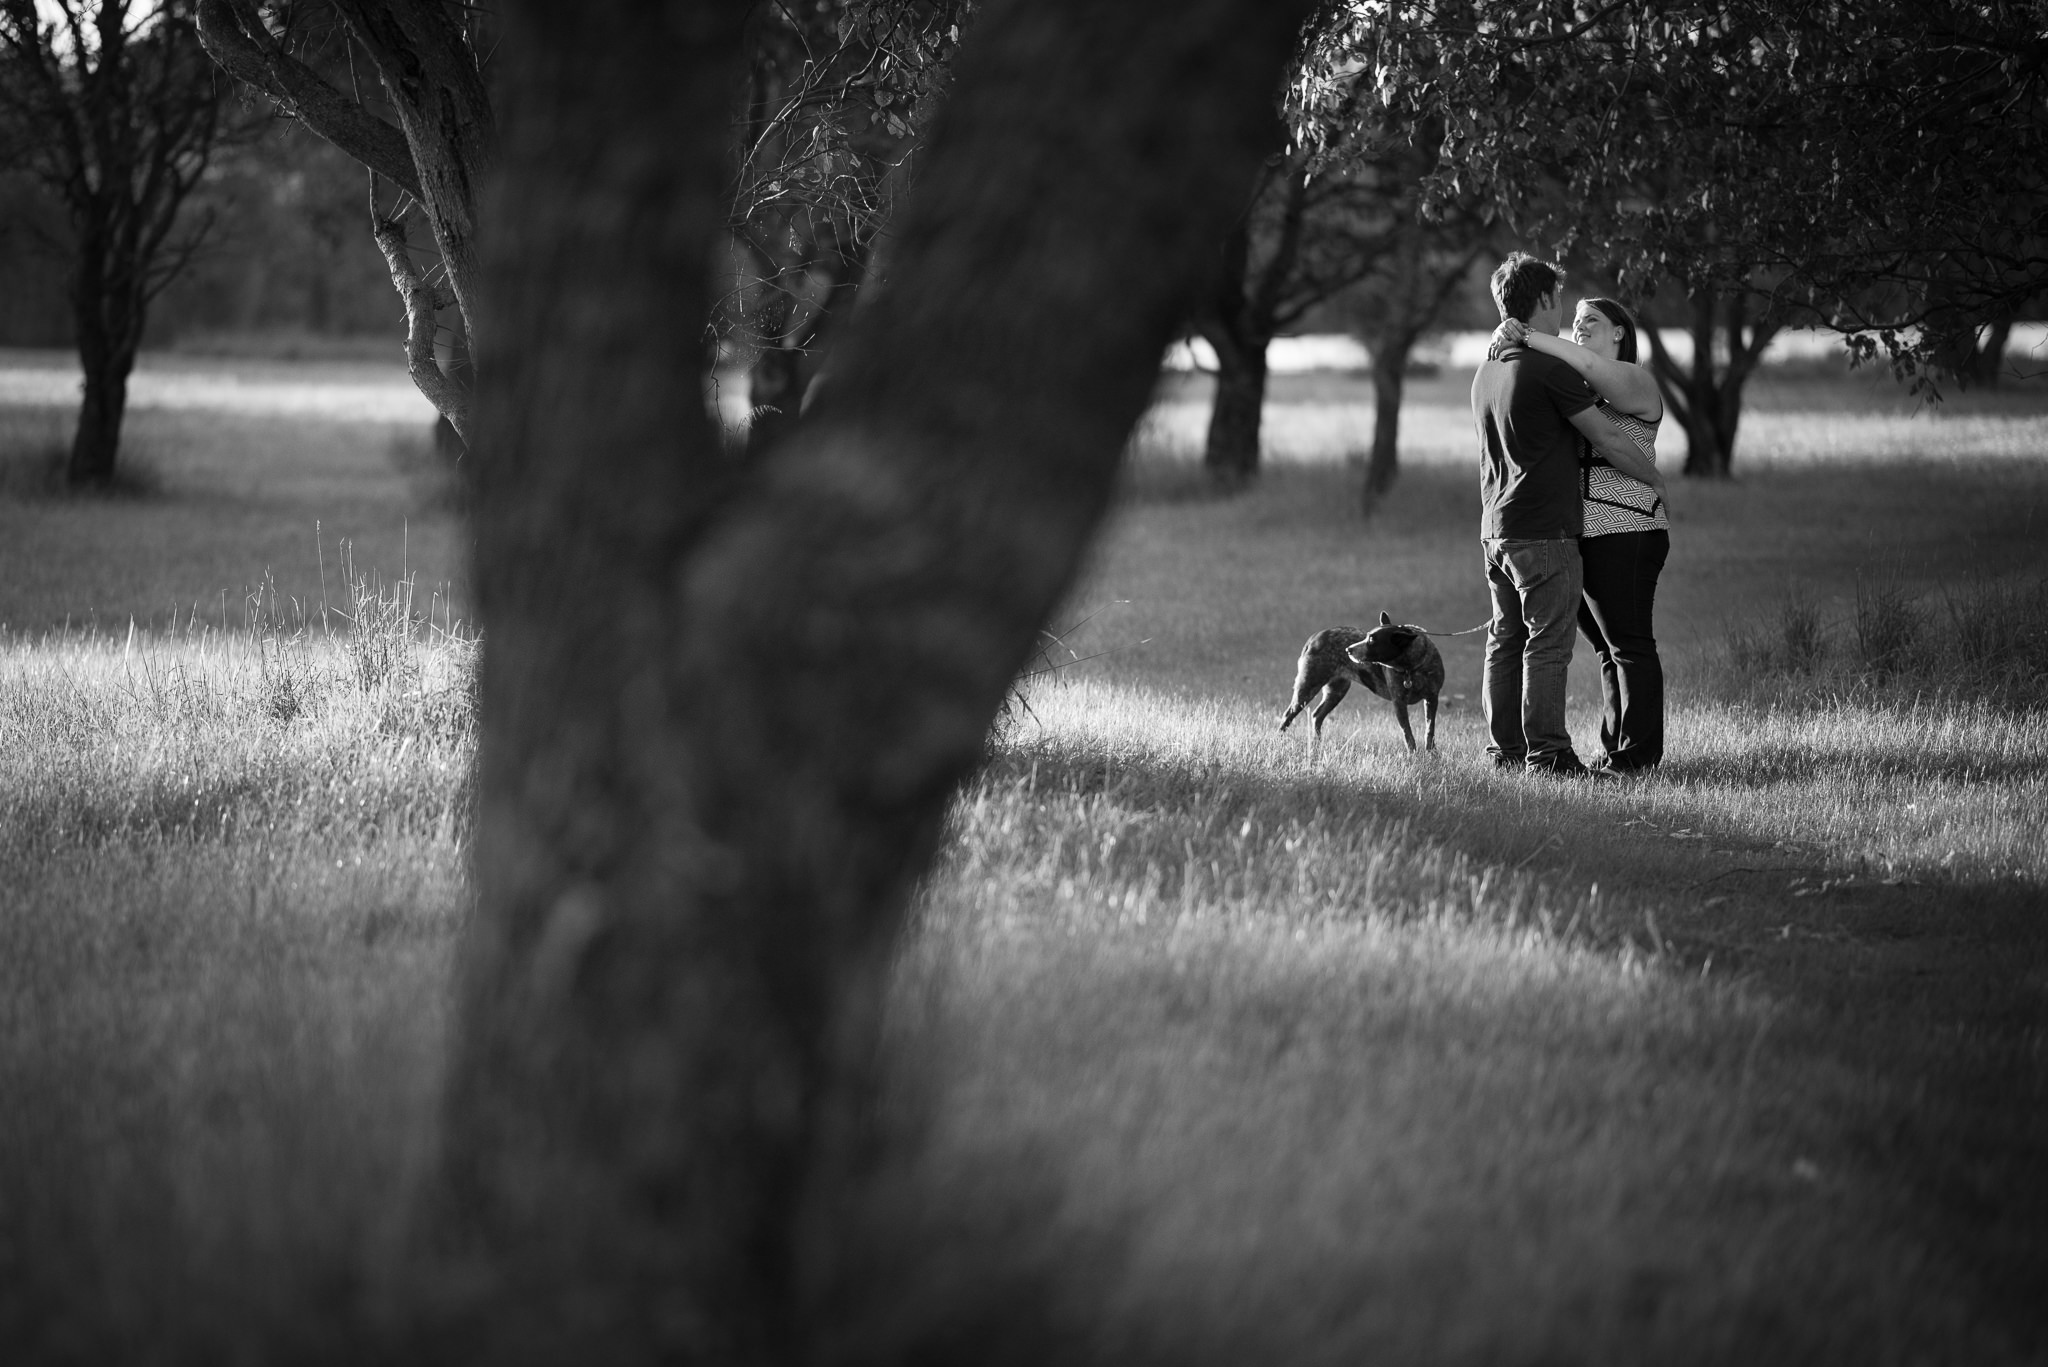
left=0, top=350, right=462, bottom=634
left=2, top=351, right=2045, bottom=1363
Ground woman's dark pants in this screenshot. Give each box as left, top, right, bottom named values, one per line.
left=1576, top=529, right=1669, bottom=770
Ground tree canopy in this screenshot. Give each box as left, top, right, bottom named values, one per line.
left=1362, top=0, right=2045, bottom=354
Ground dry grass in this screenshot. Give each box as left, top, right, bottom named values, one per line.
left=0, top=614, right=472, bottom=1364
left=2, top=352, right=2046, bottom=1363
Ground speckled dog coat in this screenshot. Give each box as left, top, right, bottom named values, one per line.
left=1278, top=612, right=1445, bottom=753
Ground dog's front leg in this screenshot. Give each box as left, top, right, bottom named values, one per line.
left=1393, top=701, right=1418, bottom=751
left=1423, top=694, right=1438, bottom=752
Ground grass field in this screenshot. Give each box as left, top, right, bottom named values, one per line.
left=2, top=349, right=2045, bottom=1364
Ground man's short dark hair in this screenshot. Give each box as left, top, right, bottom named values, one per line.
left=1491, top=252, right=1564, bottom=324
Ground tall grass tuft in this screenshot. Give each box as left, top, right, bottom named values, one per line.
left=1938, top=574, right=2048, bottom=680
left=1717, top=572, right=2048, bottom=709
left=1780, top=589, right=1829, bottom=674
left=339, top=554, right=421, bottom=695
left=1726, top=588, right=1827, bottom=680
left=1854, top=567, right=1920, bottom=678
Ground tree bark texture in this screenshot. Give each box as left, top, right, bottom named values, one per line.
left=445, top=0, right=1311, bottom=1361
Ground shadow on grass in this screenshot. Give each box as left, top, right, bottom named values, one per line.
left=1690, top=875, right=2048, bottom=1362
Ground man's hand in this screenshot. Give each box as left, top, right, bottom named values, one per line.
left=1487, top=317, right=1528, bottom=361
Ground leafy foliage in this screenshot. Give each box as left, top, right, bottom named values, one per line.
left=1356, top=1, right=2047, bottom=379
left=723, top=0, right=972, bottom=451
left=1194, top=5, right=1496, bottom=486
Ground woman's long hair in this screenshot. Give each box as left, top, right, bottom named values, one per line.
left=1582, top=297, right=1640, bottom=364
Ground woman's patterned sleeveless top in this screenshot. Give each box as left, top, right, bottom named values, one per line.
left=1582, top=398, right=1668, bottom=536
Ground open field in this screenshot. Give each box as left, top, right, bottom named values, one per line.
left=0, top=349, right=463, bottom=635
left=2, top=351, right=2046, bottom=1363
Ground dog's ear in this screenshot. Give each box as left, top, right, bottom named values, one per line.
left=1380, top=611, right=1392, bottom=626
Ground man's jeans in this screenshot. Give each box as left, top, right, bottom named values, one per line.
left=1483, top=537, right=1583, bottom=769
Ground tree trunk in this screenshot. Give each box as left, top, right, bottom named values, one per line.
left=1645, top=286, right=1775, bottom=481
left=1195, top=165, right=1310, bottom=489
left=195, top=0, right=490, bottom=437
left=1362, top=329, right=1413, bottom=510
left=1965, top=317, right=2013, bottom=387
left=67, top=236, right=142, bottom=489
left=441, top=0, right=1309, bottom=1360
left=746, top=341, right=807, bottom=455
left=69, top=351, right=133, bottom=487
left=1203, top=330, right=1268, bottom=485
left=1679, top=292, right=1729, bottom=478
left=742, top=220, right=869, bottom=460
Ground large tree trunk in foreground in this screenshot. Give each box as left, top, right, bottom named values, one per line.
left=440, top=0, right=1312, bottom=1359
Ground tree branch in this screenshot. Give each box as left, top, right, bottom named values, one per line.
left=372, top=207, right=467, bottom=439
left=194, top=0, right=422, bottom=198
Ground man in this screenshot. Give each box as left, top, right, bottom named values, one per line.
left=1471, top=253, right=1646, bottom=776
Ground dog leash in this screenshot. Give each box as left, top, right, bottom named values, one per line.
left=1417, top=621, right=1490, bottom=638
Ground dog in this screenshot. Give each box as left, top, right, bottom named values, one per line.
left=1278, top=612, right=1446, bottom=755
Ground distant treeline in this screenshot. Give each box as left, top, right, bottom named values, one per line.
left=0, top=119, right=394, bottom=349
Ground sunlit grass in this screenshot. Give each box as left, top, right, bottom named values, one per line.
left=0, top=621, right=470, bottom=1363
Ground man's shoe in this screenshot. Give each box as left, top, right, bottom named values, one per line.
left=1491, top=754, right=1526, bottom=772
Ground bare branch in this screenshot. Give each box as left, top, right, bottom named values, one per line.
left=372, top=206, right=469, bottom=441
left=194, top=0, right=422, bottom=197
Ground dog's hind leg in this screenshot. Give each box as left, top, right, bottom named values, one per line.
left=1423, top=694, right=1439, bottom=752
left=1308, top=678, right=1351, bottom=762
left=1392, top=701, right=1418, bottom=751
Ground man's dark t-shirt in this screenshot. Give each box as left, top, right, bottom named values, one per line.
left=1471, top=346, right=1597, bottom=540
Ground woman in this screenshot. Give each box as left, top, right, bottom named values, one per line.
left=1492, top=298, right=1669, bottom=773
